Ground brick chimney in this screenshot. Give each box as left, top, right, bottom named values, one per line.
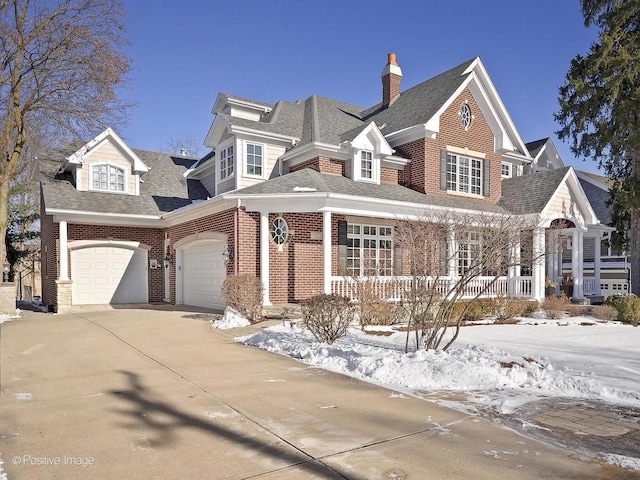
left=381, top=53, right=402, bottom=108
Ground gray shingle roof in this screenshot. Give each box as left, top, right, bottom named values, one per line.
left=232, top=168, right=509, bottom=213
left=219, top=99, right=305, bottom=139
left=525, top=138, right=549, bottom=158
left=40, top=145, right=210, bottom=216
left=498, top=167, right=570, bottom=214
left=362, top=58, right=476, bottom=134
left=579, top=177, right=611, bottom=225
left=217, top=58, right=477, bottom=150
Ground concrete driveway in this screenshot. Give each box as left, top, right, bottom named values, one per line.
left=0, top=306, right=632, bottom=479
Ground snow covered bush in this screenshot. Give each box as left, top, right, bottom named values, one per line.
left=221, top=274, right=263, bottom=323
left=605, top=294, right=640, bottom=326
left=301, top=294, right=356, bottom=344
left=590, top=305, right=618, bottom=322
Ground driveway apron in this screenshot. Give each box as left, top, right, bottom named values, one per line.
left=0, top=307, right=632, bottom=479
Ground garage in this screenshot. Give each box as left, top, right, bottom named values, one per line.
left=181, top=241, right=227, bottom=310
left=70, top=245, right=149, bottom=305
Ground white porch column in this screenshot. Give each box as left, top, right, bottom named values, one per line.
left=594, top=235, right=602, bottom=295
left=572, top=230, right=584, bottom=299
left=509, top=239, right=521, bottom=296
left=532, top=227, right=545, bottom=300
left=323, top=211, right=332, bottom=294
left=260, top=212, right=271, bottom=306
left=447, top=227, right=457, bottom=278
left=58, top=220, right=69, bottom=281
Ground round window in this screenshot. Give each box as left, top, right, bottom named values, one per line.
left=270, top=217, right=288, bottom=246
left=460, top=103, right=472, bottom=129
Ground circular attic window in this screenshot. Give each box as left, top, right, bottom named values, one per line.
left=460, top=103, right=472, bottom=129
left=270, top=217, right=289, bottom=246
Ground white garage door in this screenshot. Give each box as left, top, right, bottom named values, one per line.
left=182, top=242, right=226, bottom=310
left=71, top=246, right=149, bottom=305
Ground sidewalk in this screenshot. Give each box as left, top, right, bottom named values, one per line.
left=0, top=307, right=635, bottom=479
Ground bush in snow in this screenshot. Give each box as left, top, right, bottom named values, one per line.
left=221, top=274, right=263, bottom=323
left=352, top=277, right=400, bottom=327
left=590, top=305, right=618, bottom=322
left=542, top=294, right=570, bottom=319
left=491, top=295, right=530, bottom=322
left=302, top=294, right=355, bottom=344
left=565, top=304, right=590, bottom=317
left=605, top=294, right=640, bottom=326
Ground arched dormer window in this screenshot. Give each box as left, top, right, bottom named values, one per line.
left=92, top=164, right=126, bottom=192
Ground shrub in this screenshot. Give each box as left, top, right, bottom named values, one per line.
left=590, top=305, right=619, bottom=322
left=354, top=279, right=399, bottom=327
left=605, top=294, right=640, bottom=326
left=493, top=296, right=529, bottom=322
left=221, top=274, right=263, bottom=323
left=542, top=294, right=570, bottom=319
left=302, top=294, right=356, bottom=344
left=566, top=304, right=590, bottom=317
left=520, top=300, right=539, bottom=317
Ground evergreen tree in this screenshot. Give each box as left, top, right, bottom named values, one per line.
left=555, top=0, right=640, bottom=294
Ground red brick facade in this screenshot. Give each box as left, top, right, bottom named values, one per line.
left=290, top=157, right=345, bottom=176
left=396, top=88, right=502, bottom=202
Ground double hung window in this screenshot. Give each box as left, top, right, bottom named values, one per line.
left=446, top=153, right=482, bottom=195
left=92, top=165, right=125, bottom=192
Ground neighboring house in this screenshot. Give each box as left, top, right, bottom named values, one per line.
left=38, top=54, right=607, bottom=312
left=524, top=137, right=628, bottom=298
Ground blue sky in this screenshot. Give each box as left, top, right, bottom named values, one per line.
left=119, top=0, right=600, bottom=172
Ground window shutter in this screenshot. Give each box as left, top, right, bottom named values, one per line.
left=483, top=160, right=491, bottom=197
left=440, top=150, right=447, bottom=191
left=338, top=221, right=347, bottom=275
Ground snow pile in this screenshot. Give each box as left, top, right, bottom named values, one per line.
left=240, top=319, right=640, bottom=412
left=211, top=307, right=251, bottom=329
left=602, top=453, right=640, bottom=472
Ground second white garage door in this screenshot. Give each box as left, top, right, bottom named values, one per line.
left=182, top=241, right=227, bottom=310
left=71, top=246, right=149, bottom=305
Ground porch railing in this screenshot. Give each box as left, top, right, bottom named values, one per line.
left=331, top=276, right=533, bottom=302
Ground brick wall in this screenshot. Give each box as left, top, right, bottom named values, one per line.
left=397, top=87, right=502, bottom=202
left=380, top=167, right=399, bottom=184
left=66, top=224, right=165, bottom=302
left=290, top=157, right=345, bottom=176
left=166, top=208, right=236, bottom=303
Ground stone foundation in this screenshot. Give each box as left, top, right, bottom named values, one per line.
left=0, top=282, right=16, bottom=315
left=55, top=280, right=72, bottom=313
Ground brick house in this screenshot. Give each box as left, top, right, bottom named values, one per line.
left=37, top=54, right=605, bottom=313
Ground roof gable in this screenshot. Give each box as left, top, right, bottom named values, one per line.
left=64, top=128, right=149, bottom=173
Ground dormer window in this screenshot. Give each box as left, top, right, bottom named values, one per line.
left=219, top=144, right=234, bottom=180
left=92, top=164, right=125, bottom=192
left=360, top=151, right=373, bottom=179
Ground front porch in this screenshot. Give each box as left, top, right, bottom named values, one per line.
left=331, top=275, right=533, bottom=302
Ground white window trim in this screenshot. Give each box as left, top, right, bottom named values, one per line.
left=446, top=153, right=483, bottom=197
left=243, top=141, right=266, bottom=179
left=89, top=163, right=127, bottom=194
left=353, top=149, right=379, bottom=184
left=347, top=223, right=393, bottom=277
left=501, top=161, right=512, bottom=178
left=217, top=140, right=235, bottom=183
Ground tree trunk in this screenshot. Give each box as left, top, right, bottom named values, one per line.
left=631, top=211, right=640, bottom=295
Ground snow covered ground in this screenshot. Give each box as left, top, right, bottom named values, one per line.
left=237, top=314, right=640, bottom=472
left=239, top=315, right=640, bottom=413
